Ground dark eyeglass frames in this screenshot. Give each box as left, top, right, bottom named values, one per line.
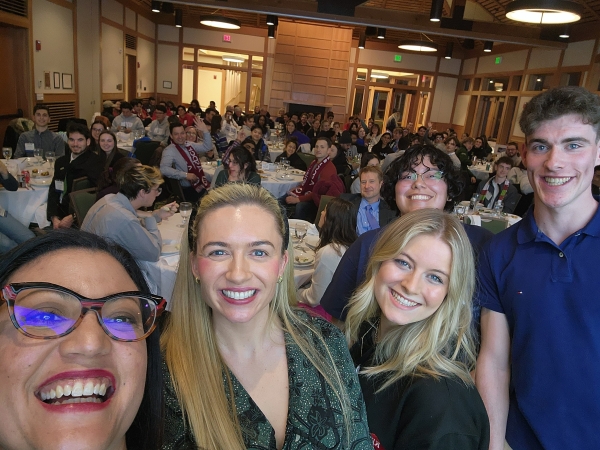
left=1, top=282, right=166, bottom=342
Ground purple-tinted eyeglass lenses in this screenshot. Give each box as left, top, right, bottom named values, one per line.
left=11, top=289, right=157, bottom=341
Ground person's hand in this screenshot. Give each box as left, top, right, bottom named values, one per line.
left=186, top=173, right=199, bottom=182
left=236, top=129, right=245, bottom=142
left=124, top=128, right=132, bottom=134
left=0, top=160, right=8, bottom=179
left=471, top=176, right=477, bottom=184
left=427, top=121, right=433, bottom=129
left=286, top=195, right=300, bottom=204
left=194, top=117, right=208, bottom=133
left=53, top=215, right=74, bottom=229
left=156, top=201, right=178, bottom=220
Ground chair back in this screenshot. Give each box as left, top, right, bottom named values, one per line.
left=315, top=195, right=334, bottom=230
left=69, top=188, right=97, bottom=227
left=165, top=176, right=186, bottom=203
left=72, top=176, right=92, bottom=192
left=299, top=143, right=312, bottom=153
left=134, top=141, right=161, bottom=166
left=297, top=152, right=316, bottom=168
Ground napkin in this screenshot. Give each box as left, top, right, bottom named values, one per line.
left=116, top=131, right=132, bottom=142
left=307, top=223, right=319, bottom=236
left=465, top=215, right=481, bottom=226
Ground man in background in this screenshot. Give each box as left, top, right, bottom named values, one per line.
left=15, top=104, right=65, bottom=158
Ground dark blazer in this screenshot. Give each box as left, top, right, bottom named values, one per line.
left=47, top=149, right=103, bottom=220
left=340, top=193, right=397, bottom=229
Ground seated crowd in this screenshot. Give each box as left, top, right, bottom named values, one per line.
left=2, top=86, right=599, bottom=450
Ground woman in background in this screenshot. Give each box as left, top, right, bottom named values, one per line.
left=274, top=137, right=307, bottom=171
left=176, top=105, right=196, bottom=128
left=214, top=146, right=261, bottom=188
left=298, top=197, right=357, bottom=307
left=345, top=209, right=490, bottom=450
left=97, top=130, right=125, bottom=171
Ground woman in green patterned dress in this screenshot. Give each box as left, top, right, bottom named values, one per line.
left=161, top=183, right=371, bottom=450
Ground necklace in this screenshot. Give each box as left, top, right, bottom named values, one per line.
left=372, top=317, right=381, bottom=344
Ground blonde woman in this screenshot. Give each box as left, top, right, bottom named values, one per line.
left=161, top=184, right=371, bottom=450
left=345, top=209, right=490, bottom=450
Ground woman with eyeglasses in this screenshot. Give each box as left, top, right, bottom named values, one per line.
left=82, top=165, right=177, bottom=263
left=161, top=183, right=371, bottom=450
left=345, top=209, right=490, bottom=449
left=0, top=229, right=166, bottom=450
left=320, top=144, right=494, bottom=322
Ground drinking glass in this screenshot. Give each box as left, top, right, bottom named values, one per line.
left=494, top=200, right=503, bottom=217
left=294, top=223, right=308, bottom=249
left=33, top=148, right=42, bottom=163
left=2, top=147, right=11, bottom=162
left=45, top=151, right=55, bottom=167
left=178, top=202, right=193, bottom=228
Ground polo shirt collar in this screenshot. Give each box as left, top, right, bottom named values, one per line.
left=517, top=198, right=600, bottom=244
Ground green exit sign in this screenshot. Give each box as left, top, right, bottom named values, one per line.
left=495, top=56, right=502, bottom=64
left=394, top=54, right=402, bottom=62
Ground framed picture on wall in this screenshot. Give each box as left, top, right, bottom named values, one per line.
left=62, top=73, right=73, bottom=89
left=163, top=81, right=172, bottom=89
left=53, top=72, right=60, bottom=89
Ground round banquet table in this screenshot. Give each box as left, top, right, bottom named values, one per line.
left=468, top=164, right=493, bottom=181
left=201, top=162, right=304, bottom=198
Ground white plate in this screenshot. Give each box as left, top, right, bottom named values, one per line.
left=30, top=178, right=52, bottom=186
left=161, top=244, right=180, bottom=255
left=289, top=219, right=312, bottom=229
left=293, top=251, right=315, bottom=266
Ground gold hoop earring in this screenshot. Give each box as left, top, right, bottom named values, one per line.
left=194, top=277, right=201, bottom=284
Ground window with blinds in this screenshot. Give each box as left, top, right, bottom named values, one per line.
left=0, top=0, right=27, bottom=17
left=43, top=102, right=77, bottom=132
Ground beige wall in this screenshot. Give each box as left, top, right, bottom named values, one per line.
left=32, top=0, right=75, bottom=95
left=358, top=48, right=438, bottom=72
left=157, top=43, right=179, bottom=95
left=431, top=76, right=458, bottom=124
left=77, top=0, right=101, bottom=121
left=137, top=38, right=155, bottom=96
left=101, top=23, right=124, bottom=94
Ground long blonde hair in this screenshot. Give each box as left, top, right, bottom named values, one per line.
left=345, top=208, right=477, bottom=391
left=161, top=184, right=352, bottom=449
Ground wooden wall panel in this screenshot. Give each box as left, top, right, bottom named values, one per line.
left=269, top=20, right=352, bottom=115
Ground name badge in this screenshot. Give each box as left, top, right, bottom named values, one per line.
left=55, top=180, right=65, bottom=192
left=0, top=205, right=7, bottom=218
left=25, top=143, right=35, bottom=151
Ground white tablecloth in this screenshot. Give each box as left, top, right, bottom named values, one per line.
left=468, top=164, right=492, bottom=181
left=201, top=163, right=303, bottom=198
left=138, top=213, right=186, bottom=304
left=1, top=158, right=51, bottom=227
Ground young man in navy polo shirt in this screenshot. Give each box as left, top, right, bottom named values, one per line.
left=476, top=86, right=600, bottom=450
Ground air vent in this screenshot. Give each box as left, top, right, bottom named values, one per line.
left=0, top=0, right=28, bottom=17
left=125, top=34, right=137, bottom=50
left=42, top=102, right=77, bottom=132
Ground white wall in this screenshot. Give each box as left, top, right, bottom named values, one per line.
left=357, top=48, right=437, bottom=72
left=562, top=40, right=595, bottom=67
left=138, top=15, right=155, bottom=39
left=101, top=0, right=122, bottom=24
left=183, top=28, right=265, bottom=53
left=430, top=76, right=458, bottom=123
left=102, top=23, right=124, bottom=93
left=477, top=49, right=528, bottom=74
left=439, top=58, right=461, bottom=75
left=157, top=44, right=179, bottom=94
left=125, top=7, right=136, bottom=30
left=528, top=48, right=561, bottom=70
left=158, top=24, right=180, bottom=43
left=137, top=38, right=155, bottom=95
left=452, top=94, right=471, bottom=126
left=513, top=96, right=532, bottom=138
left=32, top=0, right=75, bottom=94
left=462, top=58, right=477, bottom=75
left=199, top=68, right=225, bottom=110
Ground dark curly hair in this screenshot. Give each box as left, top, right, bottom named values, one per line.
left=317, top=197, right=357, bottom=252
left=382, top=144, right=464, bottom=212
left=229, top=146, right=257, bottom=178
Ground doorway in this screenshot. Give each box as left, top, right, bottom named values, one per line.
left=367, top=88, right=391, bottom=129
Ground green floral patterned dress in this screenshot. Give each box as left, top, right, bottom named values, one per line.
left=161, top=312, right=372, bottom=449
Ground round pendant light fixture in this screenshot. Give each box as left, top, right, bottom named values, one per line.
left=398, top=40, right=438, bottom=52
left=505, top=0, right=582, bottom=24
left=200, top=15, right=241, bottom=30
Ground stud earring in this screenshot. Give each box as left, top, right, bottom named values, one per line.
left=277, top=276, right=283, bottom=283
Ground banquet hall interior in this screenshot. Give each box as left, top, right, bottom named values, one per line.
left=1, top=0, right=599, bottom=146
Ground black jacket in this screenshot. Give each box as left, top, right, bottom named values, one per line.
left=47, top=149, right=103, bottom=220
